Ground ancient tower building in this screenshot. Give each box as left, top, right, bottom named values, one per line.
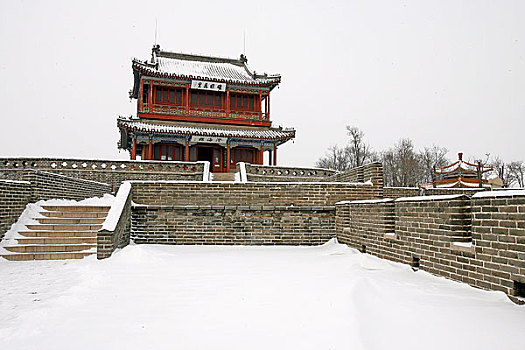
left=118, top=45, right=295, bottom=173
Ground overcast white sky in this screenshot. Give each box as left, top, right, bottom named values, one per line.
left=0, top=0, right=523, bottom=166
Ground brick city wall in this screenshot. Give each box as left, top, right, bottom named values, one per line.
left=132, top=205, right=335, bottom=246
left=0, top=158, right=206, bottom=190
left=0, top=180, right=32, bottom=241
left=336, top=192, right=525, bottom=300
left=24, top=170, right=111, bottom=201
left=130, top=181, right=382, bottom=245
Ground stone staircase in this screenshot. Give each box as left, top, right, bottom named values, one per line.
left=211, top=172, right=237, bottom=182
left=1, top=205, right=110, bottom=261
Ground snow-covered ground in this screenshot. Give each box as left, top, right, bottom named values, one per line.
left=0, top=240, right=523, bottom=350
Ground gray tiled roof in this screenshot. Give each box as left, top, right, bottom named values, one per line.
left=132, top=48, right=280, bottom=86
left=118, top=118, right=295, bottom=141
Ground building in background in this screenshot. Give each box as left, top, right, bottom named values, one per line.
left=420, top=152, right=496, bottom=189
left=118, top=45, right=295, bottom=173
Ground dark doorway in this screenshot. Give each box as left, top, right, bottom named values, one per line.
left=197, top=146, right=213, bottom=163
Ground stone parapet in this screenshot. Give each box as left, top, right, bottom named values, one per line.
left=326, top=162, right=384, bottom=188
left=336, top=191, right=525, bottom=301
left=131, top=181, right=381, bottom=207
left=241, top=163, right=336, bottom=182
left=0, top=158, right=206, bottom=190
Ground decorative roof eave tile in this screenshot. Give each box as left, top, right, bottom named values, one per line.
left=132, top=59, right=281, bottom=88
left=117, top=118, right=295, bottom=142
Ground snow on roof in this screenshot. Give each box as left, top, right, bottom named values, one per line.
left=118, top=119, right=295, bottom=141
left=472, top=189, right=525, bottom=198
left=133, top=48, right=280, bottom=86
left=435, top=179, right=491, bottom=189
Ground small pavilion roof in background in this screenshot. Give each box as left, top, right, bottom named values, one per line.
left=420, top=153, right=496, bottom=190
left=132, top=45, right=281, bottom=87
left=435, top=152, right=492, bottom=178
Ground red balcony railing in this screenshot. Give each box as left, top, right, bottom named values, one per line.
left=140, top=104, right=268, bottom=122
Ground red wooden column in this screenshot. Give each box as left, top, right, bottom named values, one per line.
left=258, top=90, right=262, bottom=121
left=259, top=146, right=264, bottom=165
left=226, top=144, right=231, bottom=173
left=148, top=82, right=153, bottom=111
left=226, top=88, right=230, bottom=118
left=148, top=139, right=153, bottom=160
left=184, top=142, right=190, bottom=161
left=273, top=145, right=277, bottom=166
left=185, top=84, right=190, bottom=114
left=267, top=92, right=270, bottom=120
left=131, top=138, right=137, bottom=160
left=138, top=81, right=144, bottom=112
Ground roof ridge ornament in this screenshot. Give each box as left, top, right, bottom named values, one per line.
left=151, top=44, right=160, bottom=64
left=239, top=54, right=248, bottom=64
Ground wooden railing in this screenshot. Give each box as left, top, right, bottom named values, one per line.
left=140, top=104, right=268, bottom=121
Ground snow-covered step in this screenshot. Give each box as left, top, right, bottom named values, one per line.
left=25, top=224, right=103, bottom=231
left=1, top=203, right=111, bottom=261
left=18, top=230, right=98, bottom=238
left=211, top=172, right=236, bottom=181
left=1, top=252, right=94, bottom=261
left=4, top=244, right=96, bottom=253
left=35, top=217, right=105, bottom=225
left=16, top=237, right=97, bottom=245
left=40, top=211, right=108, bottom=218
left=41, top=205, right=111, bottom=212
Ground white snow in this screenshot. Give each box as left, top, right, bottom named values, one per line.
left=238, top=162, right=247, bottom=182
left=472, top=189, right=525, bottom=198
left=100, top=182, right=130, bottom=232
left=0, top=240, right=523, bottom=350
left=0, top=179, right=31, bottom=184
left=343, top=198, right=394, bottom=204
left=395, top=194, right=466, bottom=202
left=452, top=241, right=473, bottom=248
left=202, top=161, right=210, bottom=181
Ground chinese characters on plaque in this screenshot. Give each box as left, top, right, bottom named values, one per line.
left=190, top=80, right=227, bottom=92
left=191, top=136, right=228, bottom=144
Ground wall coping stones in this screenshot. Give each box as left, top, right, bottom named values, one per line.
left=338, top=198, right=394, bottom=205
left=395, top=194, right=468, bottom=202
left=134, top=204, right=336, bottom=211
left=472, top=190, right=525, bottom=198
left=129, top=180, right=373, bottom=186
left=0, top=179, right=31, bottom=184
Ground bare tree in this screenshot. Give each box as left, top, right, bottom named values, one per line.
left=489, top=156, right=510, bottom=187
left=316, top=126, right=375, bottom=171
left=345, top=126, right=375, bottom=168
left=507, top=161, right=524, bottom=187
left=419, top=145, right=449, bottom=184
left=316, top=145, right=349, bottom=171
left=381, top=138, right=421, bottom=187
